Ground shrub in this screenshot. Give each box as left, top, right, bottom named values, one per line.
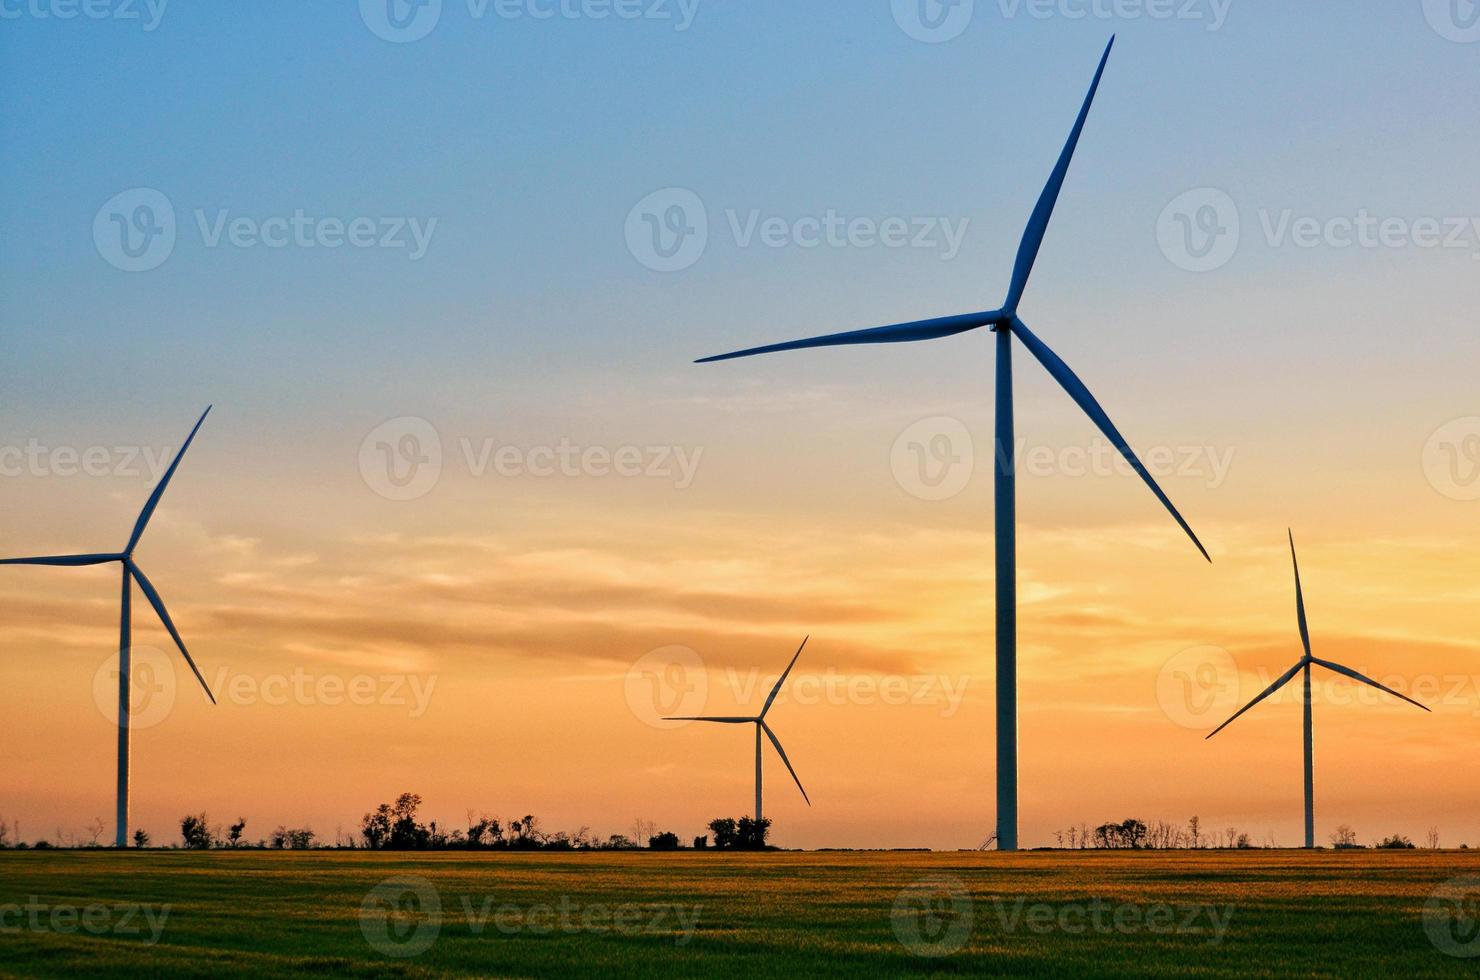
left=736, top=817, right=771, bottom=850
left=180, top=813, right=213, bottom=849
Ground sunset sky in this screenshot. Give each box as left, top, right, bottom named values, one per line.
left=2, top=3, right=1479, bottom=850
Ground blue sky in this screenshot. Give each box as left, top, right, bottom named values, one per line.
left=5, top=2, right=1477, bottom=429
left=3, top=2, right=1479, bottom=542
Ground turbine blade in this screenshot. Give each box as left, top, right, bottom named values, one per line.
left=1310, top=657, right=1431, bottom=713
left=126, top=561, right=215, bottom=704
left=695, top=310, right=1004, bottom=364
left=1009, top=317, right=1209, bottom=562
left=125, top=406, right=211, bottom=554
left=0, top=553, right=122, bottom=566
left=1289, top=530, right=1313, bottom=660
left=760, top=721, right=810, bottom=806
left=1204, top=660, right=1304, bottom=740
left=760, top=636, right=808, bottom=719
left=1005, top=36, right=1115, bottom=312
left=665, top=716, right=755, bottom=724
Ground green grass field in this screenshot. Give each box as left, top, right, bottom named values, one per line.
left=1, top=849, right=1477, bottom=977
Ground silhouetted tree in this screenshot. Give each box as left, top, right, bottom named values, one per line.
left=510, top=815, right=544, bottom=849
left=649, top=831, right=680, bottom=850
left=271, top=826, right=316, bottom=849
left=1146, top=821, right=1181, bottom=849
left=228, top=818, right=247, bottom=848
left=693, top=835, right=709, bottom=850
left=708, top=818, right=739, bottom=850
left=132, top=829, right=149, bottom=848
left=736, top=817, right=771, bottom=850
left=466, top=811, right=498, bottom=849
left=180, top=813, right=213, bottom=849
left=1330, top=825, right=1359, bottom=848
left=389, top=793, right=429, bottom=849
left=361, top=804, right=393, bottom=849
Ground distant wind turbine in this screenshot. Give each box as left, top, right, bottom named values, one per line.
left=668, top=637, right=811, bottom=826
left=1, top=407, right=217, bottom=848
left=694, top=37, right=1208, bottom=850
left=1205, top=531, right=1429, bottom=848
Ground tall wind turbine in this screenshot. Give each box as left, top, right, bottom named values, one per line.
left=1205, top=531, right=1429, bottom=848
left=668, top=637, right=811, bottom=825
left=1, top=407, right=217, bottom=847
left=694, top=37, right=1208, bottom=850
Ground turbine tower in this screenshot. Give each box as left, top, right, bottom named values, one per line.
left=1205, top=531, right=1429, bottom=848
left=668, top=636, right=811, bottom=825
left=1, top=407, right=218, bottom=847
left=694, top=38, right=1208, bottom=850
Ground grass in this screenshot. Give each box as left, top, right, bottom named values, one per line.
left=0, top=849, right=1477, bottom=977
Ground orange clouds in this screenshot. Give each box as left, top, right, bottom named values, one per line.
left=1, top=505, right=1477, bottom=850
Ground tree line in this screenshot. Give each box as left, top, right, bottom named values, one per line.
left=352, top=794, right=774, bottom=851
left=0, top=794, right=777, bottom=851
left=3, top=806, right=1463, bottom=851
left=1047, top=816, right=1465, bottom=850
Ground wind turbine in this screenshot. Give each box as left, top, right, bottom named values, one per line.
left=1, top=407, right=217, bottom=848
left=1205, top=531, right=1429, bottom=848
left=694, top=37, right=1208, bottom=850
left=668, top=637, right=811, bottom=826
